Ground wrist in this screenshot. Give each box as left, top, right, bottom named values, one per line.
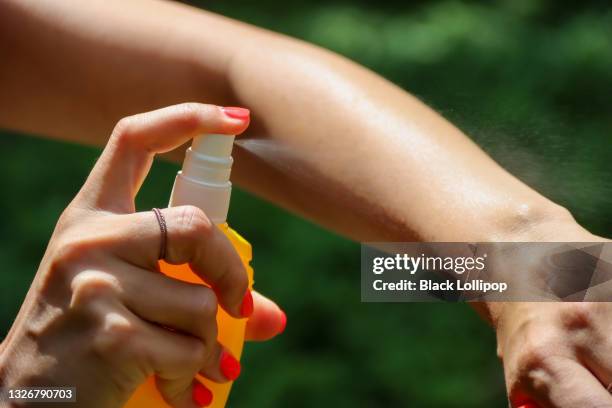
left=474, top=202, right=599, bottom=327
left=490, top=200, right=592, bottom=242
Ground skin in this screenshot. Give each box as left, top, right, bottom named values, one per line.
left=0, top=0, right=610, bottom=407
left=0, top=104, right=286, bottom=408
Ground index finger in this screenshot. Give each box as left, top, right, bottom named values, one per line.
left=74, top=103, right=250, bottom=213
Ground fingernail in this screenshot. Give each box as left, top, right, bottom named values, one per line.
left=220, top=350, right=241, bottom=381
left=192, top=382, right=213, bottom=407
left=222, top=106, right=250, bottom=120
left=278, top=310, right=287, bottom=334
left=240, top=290, right=253, bottom=318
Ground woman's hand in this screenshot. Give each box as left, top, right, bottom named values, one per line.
left=498, top=302, right=612, bottom=408
left=492, top=232, right=612, bottom=408
left=0, top=103, right=286, bottom=408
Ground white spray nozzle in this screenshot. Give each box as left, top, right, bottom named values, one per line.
left=192, top=134, right=235, bottom=158
left=169, top=134, right=235, bottom=224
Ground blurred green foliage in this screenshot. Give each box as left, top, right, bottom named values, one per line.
left=1, top=0, right=610, bottom=407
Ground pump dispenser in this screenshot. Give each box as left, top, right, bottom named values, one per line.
left=170, top=134, right=235, bottom=222
left=125, top=134, right=254, bottom=408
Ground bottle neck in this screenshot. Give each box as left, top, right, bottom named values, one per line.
left=169, top=134, right=235, bottom=224
left=181, top=147, right=233, bottom=187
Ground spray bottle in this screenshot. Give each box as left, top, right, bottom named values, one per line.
left=124, top=133, right=253, bottom=407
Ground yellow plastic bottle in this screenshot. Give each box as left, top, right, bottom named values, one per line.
left=125, top=134, right=252, bottom=408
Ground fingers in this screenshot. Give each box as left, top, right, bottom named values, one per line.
left=75, top=103, right=250, bottom=213
left=110, top=207, right=250, bottom=318
left=75, top=260, right=284, bottom=407
left=132, top=318, right=241, bottom=406
left=500, top=303, right=612, bottom=408
left=156, top=377, right=204, bottom=408
left=115, top=261, right=244, bottom=379
left=143, top=327, right=244, bottom=408
left=541, top=362, right=612, bottom=407
left=114, top=262, right=219, bottom=343
left=140, top=322, right=220, bottom=408
left=246, top=291, right=287, bottom=341
left=510, top=357, right=612, bottom=408
left=156, top=379, right=215, bottom=408
left=76, top=286, right=218, bottom=407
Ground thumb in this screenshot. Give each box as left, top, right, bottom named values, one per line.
left=246, top=291, right=286, bottom=341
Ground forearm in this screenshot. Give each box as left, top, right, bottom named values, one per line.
left=0, top=0, right=233, bottom=140
left=0, top=0, right=580, bottom=242
left=226, top=34, right=582, bottom=242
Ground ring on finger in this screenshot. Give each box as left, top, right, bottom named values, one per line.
left=152, top=208, right=168, bottom=260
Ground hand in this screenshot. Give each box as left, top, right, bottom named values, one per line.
left=498, top=302, right=612, bottom=408
left=0, top=103, right=286, bottom=408
left=493, top=230, right=612, bottom=407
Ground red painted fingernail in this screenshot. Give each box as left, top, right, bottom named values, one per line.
left=192, top=382, right=213, bottom=407
left=278, top=310, right=287, bottom=334
left=222, top=106, right=250, bottom=120
left=517, top=403, right=539, bottom=408
left=220, top=350, right=241, bottom=381
left=240, top=290, right=253, bottom=318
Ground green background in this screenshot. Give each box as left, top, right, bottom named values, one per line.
left=1, top=0, right=610, bottom=406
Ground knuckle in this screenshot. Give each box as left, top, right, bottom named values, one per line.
left=92, top=312, right=139, bottom=358
left=559, top=303, right=595, bottom=331
left=55, top=207, right=78, bottom=231
left=218, top=260, right=248, bottom=299
left=174, top=337, right=209, bottom=373
left=516, top=344, right=556, bottom=395
left=191, top=340, right=208, bottom=365
left=70, top=271, right=121, bottom=307
left=233, top=260, right=248, bottom=291
left=192, top=286, right=218, bottom=320
left=195, top=340, right=218, bottom=371
left=176, top=103, right=206, bottom=130
left=519, top=343, right=550, bottom=372
left=55, top=238, right=86, bottom=262
left=187, top=287, right=218, bottom=342
left=516, top=333, right=559, bottom=384
left=113, top=116, right=135, bottom=137
left=47, top=238, right=90, bottom=278
left=110, top=116, right=139, bottom=149
left=176, top=205, right=213, bottom=241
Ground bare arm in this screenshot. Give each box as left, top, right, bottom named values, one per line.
left=3, top=1, right=612, bottom=407
left=0, top=0, right=582, bottom=243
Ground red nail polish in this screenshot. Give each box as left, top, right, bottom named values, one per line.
left=517, top=403, right=539, bottom=408
left=278, top=310, right=287, bottom=334
left=192, top=382, right=213, bottom=407
left=220, top=350, right=241, bottom=381
left=240, top=290, right=253, bottom=318
left=222, top=106, right=250, bottom=120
